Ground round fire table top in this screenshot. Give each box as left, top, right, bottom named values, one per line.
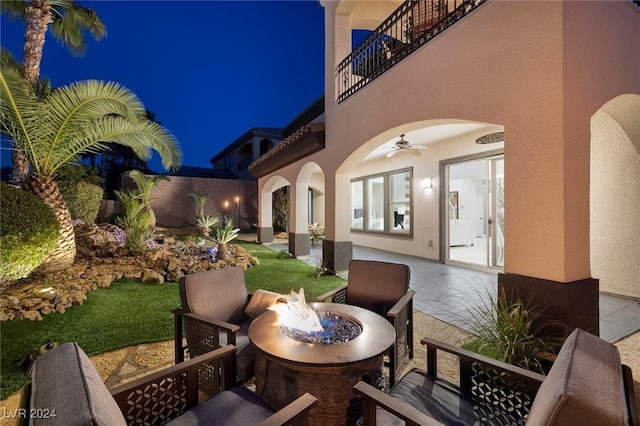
left=248, top=302, right=396, bottom=365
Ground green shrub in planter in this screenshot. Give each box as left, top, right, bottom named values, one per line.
left=60, top=181, right=104, bottom=224
left=0, top=182, right=59, bottom=285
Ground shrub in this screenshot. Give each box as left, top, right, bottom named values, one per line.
left=212, top=220, right=240, bottom=260
left=114, top=189, right=153, bottom=254
left=0, top=182, right=59, bottom=286
left=463, top=288, right=563, bottom=374
left=60, top=181, right=104, bottom=223
left=195, top=215, right=220, bottom=236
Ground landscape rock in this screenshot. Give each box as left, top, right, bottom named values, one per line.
left=0, top=225, right=259, bottom=321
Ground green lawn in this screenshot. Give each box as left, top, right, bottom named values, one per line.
left=0, top=242, right=345, bottom=399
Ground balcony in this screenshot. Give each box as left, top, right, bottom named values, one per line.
left=336, top=0, right=486, bottom=103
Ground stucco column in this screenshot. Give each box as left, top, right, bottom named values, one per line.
left=322, top=172, right=352, bottom=273
left=502, top=113, right=598, bottom=336
left=257, top=185, right=273, bottom=243
left=288, top=182, right=310, bottom=257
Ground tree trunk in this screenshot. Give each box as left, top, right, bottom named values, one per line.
left=218, top=243, right=227, bottom=261
left=12, top=0, right=52, bottom=185
left=10, top=150, right=30, bottom=186
left=23, top=175, right=76, bottom=273
left=22, top=0, right=51, bottom=85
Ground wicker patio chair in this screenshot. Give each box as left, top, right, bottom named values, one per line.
left=173, top=267, right=282, bottom=391
left=19, top=342, right=317, bottom=426
left=354, top=329, right=639, bottom=425
left=315, top=259, right=414, bottom=387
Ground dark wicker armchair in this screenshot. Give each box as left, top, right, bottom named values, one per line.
left=354, top=329, right=639, bottom=425
left=173, top=267, right=282, bottom=391
left=19, top=342, right=317, bottom=426
left=315, top=259, right=414, bottom=387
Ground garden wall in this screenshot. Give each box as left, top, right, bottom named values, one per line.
left=117, top=175, right=258, bottom=228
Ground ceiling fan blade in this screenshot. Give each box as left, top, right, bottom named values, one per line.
left=406, top=149, right=421, bottom=156
left=411, top=145, right=429, bottom=150
left=386, top=149, right=399, bottom=158
left=375, top=146, right=396, bottom=152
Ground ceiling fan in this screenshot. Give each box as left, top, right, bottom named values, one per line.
left=385, top=134, right=428, bottom=158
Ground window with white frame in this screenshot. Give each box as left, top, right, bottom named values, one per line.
left=351, top=181, right=364, bottom=229
left=351, top=168, right=412, bottom=235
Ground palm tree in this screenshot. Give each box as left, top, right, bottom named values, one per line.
left=0, top=68, right=182, bottom=272
left=126, top=170, right=169, bottom=227
left=1, top=0, right=107, bottom=184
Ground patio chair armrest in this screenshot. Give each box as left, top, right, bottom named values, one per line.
left=258, top=392, right=318, bottom=426
left=623, top=364, right=640, bottom=426
left=353, top=381, right=445, bottom=426
left=315, top=284, right=348, bottom=303
left=420, top=336, right=546, bottom=395
left=111, top=346, right=237, bottom=425
left=174, top=308, right=240, bottom=333
left=387, top=289, right=414, bottom=318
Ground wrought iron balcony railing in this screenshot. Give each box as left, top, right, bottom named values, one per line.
left=336, top=0, right=486, bottom=103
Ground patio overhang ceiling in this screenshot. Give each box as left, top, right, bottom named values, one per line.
left=249, top=123, right=325, bottom=178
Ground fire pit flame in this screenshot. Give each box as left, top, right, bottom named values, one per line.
left=268, top=288, right=324, bottom=333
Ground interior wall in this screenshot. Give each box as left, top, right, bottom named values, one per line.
left=349, top=128, right=502, bottom=260
left=591, top=109, right=640, bottom=299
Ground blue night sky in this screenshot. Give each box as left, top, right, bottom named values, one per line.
left=0, top=0, right=325, bottom=172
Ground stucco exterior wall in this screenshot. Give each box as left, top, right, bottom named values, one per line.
left=591, top=107, right=640, bottom=298
left=123, top=175, right=257, bottom=228
left=320, top=0, right=640, bottom=283
left=258, top=1, right=639, bottom=289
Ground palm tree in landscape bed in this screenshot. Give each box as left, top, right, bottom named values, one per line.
left=0, top=68, right=182, bottom=272
left=0, top=0, right=106, bottom=185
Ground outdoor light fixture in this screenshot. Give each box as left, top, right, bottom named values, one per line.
left=424, top=178, right=433, bottom=189
left=475, top=132, right=504, bottom=144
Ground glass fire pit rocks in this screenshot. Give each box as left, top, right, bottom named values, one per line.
left=280, top=312, right=362, bottom=345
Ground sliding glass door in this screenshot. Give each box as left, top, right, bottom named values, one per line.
left=444, top=155, right=504, bottom=269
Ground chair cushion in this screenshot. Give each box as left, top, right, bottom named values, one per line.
left=218, top=321, right=255, bottom=382
left=30, top=342, right=126, bottom=426
left=244, top=289, right=284, bottom=320
left=374, top=368, right=522, bottom=425
left=346, top=260, right=410, bottom=316
left=180, top=267, right=248, bottom=324
left=526, top=328, right=628, bottom=426
left=166, top=386, right=274, bottom=426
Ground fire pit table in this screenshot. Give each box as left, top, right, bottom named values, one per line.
left=249, top=302, right=396, bottom=425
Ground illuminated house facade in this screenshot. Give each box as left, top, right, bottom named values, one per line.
left=250, top=0, right=640, bottom=334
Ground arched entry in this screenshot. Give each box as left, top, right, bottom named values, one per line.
left=258, top=175, right=290, bottom=243
left=591, top=93, right=640, bottom=299
left=289, top=162, right=326, bottom=257
left=335, top=120, right=504, bottom=268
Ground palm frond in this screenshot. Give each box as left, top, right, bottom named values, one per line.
left=45, top=79, right=147, bottom=162
left=0, top=0, right=26, bottom=22
left=2, top=71, right=182, bottom=177
left=0, top=68, right=43, bottom=170
left=1, top=46, right=23, bottom=75
left=46, top=116, right=181, bottom=174
left=50, top=1, right=107, bottom=56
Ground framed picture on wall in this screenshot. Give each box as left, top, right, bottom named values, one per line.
left=449, top=191, right=459, bottom=220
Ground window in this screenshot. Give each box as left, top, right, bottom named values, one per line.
left=351, top=168, right=412, bottom=236
left=224, top=154, right=234, bottom=168
left=351, top=181, right=364, bottom=229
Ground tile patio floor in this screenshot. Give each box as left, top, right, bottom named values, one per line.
left=265, top=238, right=640, bottom=344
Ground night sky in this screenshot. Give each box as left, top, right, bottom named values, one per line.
left=0, top=0, right=326, bottom=172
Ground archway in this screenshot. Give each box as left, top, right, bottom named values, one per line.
left=591, top=94, right=640, bottom=298
left=288, top=162, right=326, bottom=257
left=258, top=175, right=290, bottom=243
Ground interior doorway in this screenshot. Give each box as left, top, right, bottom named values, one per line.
left=444, top=154, right=504, bottom=270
